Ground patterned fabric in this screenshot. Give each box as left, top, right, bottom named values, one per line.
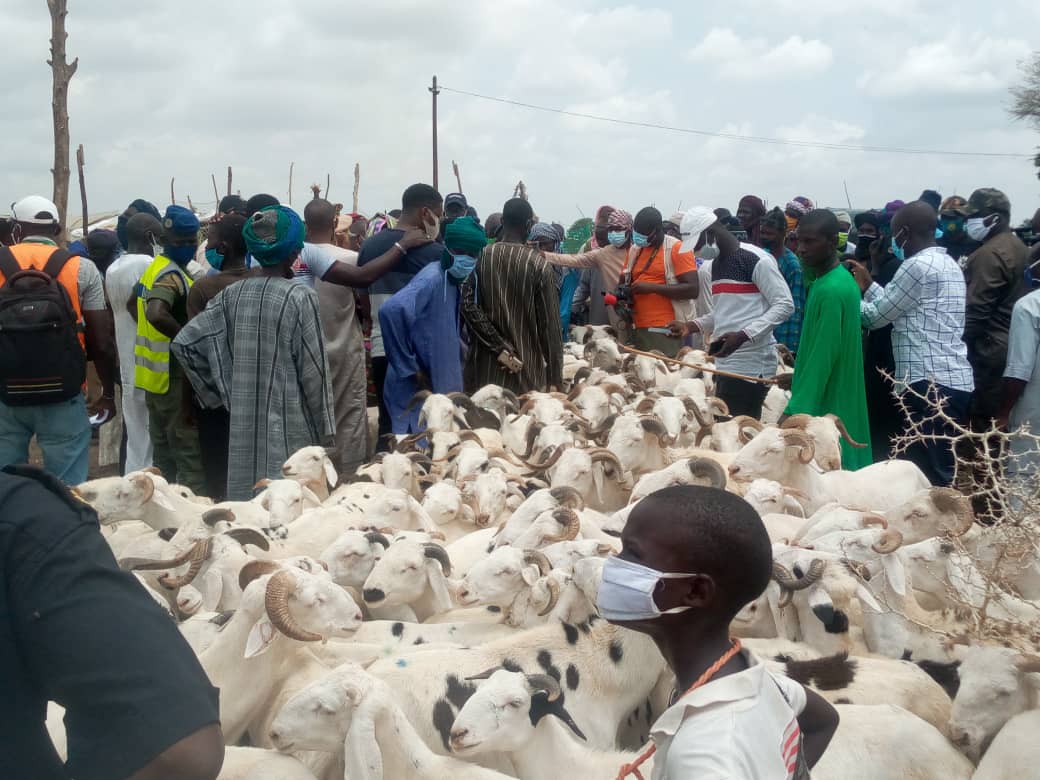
left=860, top=245, right=974, bottom=392
left=460, top=242, right=563, bottom=393
left=785, top=197, right=814, bottom=216
left=242, top=206, right=305, bottom=266
left=172, top=276, right=334, bottom=500
left=773, top=247, right=806, bottom=353
left=607, top=209, right=633, bottom=230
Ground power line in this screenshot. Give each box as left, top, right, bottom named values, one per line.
left=439, top=85, right=1033, bottom=160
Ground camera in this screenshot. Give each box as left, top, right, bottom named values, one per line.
left=613, top=283, right=633, bottom=304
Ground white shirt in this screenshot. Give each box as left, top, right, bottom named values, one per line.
left=1003, top=289, right=1040, bottom=477
left=860, top=245, right=974, bottom=392
left=693, top=243, right=794, bottom=378
left=650, top=651, right=806, bottom=780
left=294, top=243, right=358, bottom=288
left=104, top=253, right=153, bottom=389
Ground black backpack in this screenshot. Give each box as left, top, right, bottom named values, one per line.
left=0, top=246, right=86, bottom=406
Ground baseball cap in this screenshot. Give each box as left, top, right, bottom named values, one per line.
left=955, top=188, right=1011, bottom=217
left=11, top=195, right=60, bottom=225
left=679, top=206, right=717, bottom=253
left=444, top=193, right=468, bottom=212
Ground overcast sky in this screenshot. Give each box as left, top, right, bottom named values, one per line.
left=2, top=0, right=1039, bottom=226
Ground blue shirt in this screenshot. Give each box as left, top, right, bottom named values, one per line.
left=378, top=263, right=465, bottom=434
left=774, top=248, right=806, bottom=353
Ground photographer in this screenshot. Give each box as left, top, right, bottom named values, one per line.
left=670, top=212, right=794, bottom=418
left=615, top=207, right=699, bottom=357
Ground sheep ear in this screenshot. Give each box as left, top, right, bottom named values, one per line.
left=323, top=457, right=339, bottom=489
left=151, top=489, right=176, bottom=511
left=244, top=617, right=277, bottom=658
left=855, top=583, right=881, bottom=613
left=521, top=565, right=540, bottom=587
left=259, top=492, right=272, bottom=511
left=882, top=554, right=906, bottom=598
left=200, top=569, right=223, bottom=612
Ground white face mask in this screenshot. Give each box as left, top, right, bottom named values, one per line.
left=965, top=215, right=997, bottom=242
left=596, top=556, right=696, bottom=622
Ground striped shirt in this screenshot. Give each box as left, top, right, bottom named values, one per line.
left=773, top=247, right=806, bottom=353
left=460, top=242, right=564, bottom=393
left=172, top=277, right=335, bottom=500
left=693, top=243, right=794, bottom=378
left=860, top=245, right=974, bottom=392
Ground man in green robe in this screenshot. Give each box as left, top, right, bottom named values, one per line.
left=780, top=210, right=873, bottom=470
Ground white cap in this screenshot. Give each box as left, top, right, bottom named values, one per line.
left=11, top=195, right=60, bottom=225
left=679, top=206, right=717, bottom=253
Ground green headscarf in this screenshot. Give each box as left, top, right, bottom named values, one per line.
left=242, top=205, right=305, bottom=266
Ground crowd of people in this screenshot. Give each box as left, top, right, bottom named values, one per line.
left=1, top=184, right=1038, bottom=501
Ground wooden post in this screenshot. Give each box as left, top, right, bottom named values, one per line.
left=288, top=162, right=294, bottom=206
left=187, top=194, right=195, bottom=212
left=452, top=160, right=462, bottom=193
left=170, top=178, right=176, bottom=205
left=429, top=75, right=440, bottom=190
left=75, top=144, right=88, bottom=240
left=211, top=174, right=220, bottom=204
left=352, top=163, right=360, bottom=213
left=324, top=173, right=330, bottom=200
left=47, top=0, right=78, bottom=242
left=226, top=166, right=233, bottom=197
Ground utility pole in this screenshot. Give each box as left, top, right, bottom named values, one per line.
left=429, top=75, right=440, bottom=190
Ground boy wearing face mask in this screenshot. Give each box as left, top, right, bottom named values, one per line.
left=600, top=485, right=839, bottom=779
left=379, top=217, right=485, bottom=435
left=956, top=188, right=1029, bottom=424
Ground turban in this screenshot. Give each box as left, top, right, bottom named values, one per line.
left=785, top=196, right=814, bottom=216
left=529, top=221, right=561, bottom=248
left=443, top=216, right=487, bottom=256
left=884, top=199, right=905, bottom=217
left=607, top=209, right=633, bottom=230
left=163, top=205, right=200, bottom=236
left=667, top=212, right=686, bottom=226
left=833, top=210, right=852, bottom=226
left=595, top=204, right=616, bottom=222
left=242, top=205, right=304, bottom=266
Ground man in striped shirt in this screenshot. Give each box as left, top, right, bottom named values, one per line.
left=460, top=198, right=563, bottom=393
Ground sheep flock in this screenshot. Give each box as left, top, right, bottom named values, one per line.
left=67, top=324, right=1039, bottom=779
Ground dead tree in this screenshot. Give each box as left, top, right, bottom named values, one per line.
left=47, top=0, right=77, bottom=240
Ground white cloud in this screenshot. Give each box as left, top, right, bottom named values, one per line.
left=858, top=31, right=1032, bottom=98
left=686, top=27, right=833, bottom=80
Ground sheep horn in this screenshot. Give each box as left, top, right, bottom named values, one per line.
left=365, top=532, right=390, bottom=549
left=395, top=432, right=427, bottom=452
left=589, top=448, right=627, bottom=482
left=130, top=473, right=156, bottom=503
left=465, top=667, right=501, bottom=681
left=871, top=528, right=904, bottom=555
left=688, top=458, right=727, bottom=489
left=522, top=422, right=544, bottom=458
left=861, top=514, right=888, bottom=530
left=523, top=549, right=553, bottom=577
left=825, top=414, right=868, bottom=449
left=202, top=507, right=236, bottom=527
left=771, top=559, right=825, bottom=590
left=1014, top=654, right=1040, bottom=673
left=422, top=543, right=453, bottom=576
left=561, top=400, right=588, bottom=420
left=544, top=509, right=581, bottom=543
left=782, top=486, right=809, bottom=500
left=708, top=397, right=730, bottom=417
left=525, top=673, right=563, bottom=702
left=120, top=538, right=210, bottom=573
left=224, top=527, right=271, bottom=550
left=635, top=397, right=656, bottom=414
left=695, top=425, right=714, bottom=447
left=253, top=478, right=273, bottom=490
left=238, top=560, right=281, bottom=591
left=780, top=431, right=816, bottom=464
left=537, top=577, right=561, bottom=617
left=522, top=445, right=567, bottom=471
left=264, top=569, right=323, bottom=642
left=158, top=538, right=214, bottom=589
left=457, top=430, right=483, bottom=444
left=639, top=415, right=675, bottom=444
left=779, top=414, right=812, bottom=431
left=549, top=486, right=585, bottom=510
left=733, top=415, right=765, bottom=435
left=406, top=390, right=432, bottom=410
left=684, top=398, right=711, bottom=429
left=501, top=389, right=520, bottom=411
left=141, top=465, right=164, bottom=476
left=929, top=487, right=975, bottom=537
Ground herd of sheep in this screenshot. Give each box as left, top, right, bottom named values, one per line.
left=62, top=324, right=1038, bottom=779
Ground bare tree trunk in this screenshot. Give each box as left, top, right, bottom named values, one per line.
left=75, top=143, right=87, bottom=239
left=227, top=166, right=233, bottom=197
left=288, top=162, right=294, bottom=206
left=47, top=0, right=77, bottom=244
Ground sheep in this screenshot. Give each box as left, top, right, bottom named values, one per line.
left=76, top=471, right=203, bottom=530
left=319, top=530, right=391, bottom=591
left=883, top=487, right=976, bottom=544
left=742, top=478, right=808, bottom=516
left=268, top=663, right=514, bottom=779
left=605, top=413, right=676, bottom=474
left=469, top=383, right=520, bottom=423
left=777, top=413, right=868, bottom=472
left=448, top=669, right=643, bottom=780
left=361, top=538, right=455, bottom=621
left=280, top=445, right=338, bottom=499
left=695, top=414, right=765, bottom=453
left=459, top=467, right=522, bottom=529
left=542, top=539, right=615, bottom=572
left=627, top=457, right=729, bottom=504
left=378, top=451, right=431, bottom=498
left=198, top=560, right=363, bottom=744
left=492, top=486, right=585, bottom=549
left=544, top=446, right=630, bottom=513
left=455, top=548, right=565, bottom=627
left=971, top=710, right=1040, bottom=780
left=362, top=619, right=666, bottom=753
left=728, top=428, right=931, bottom=513
left=419, top=481, right=481, bottom=542
left=791, top=504, right=889, bottom=545
left=568, top=382, right=624, bottom=429
left=218, top=746, right=319, bottom=780
left=947, top=644, right=1040, bottom=763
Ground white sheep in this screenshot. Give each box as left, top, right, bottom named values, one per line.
left=971, top=709, right=1040, bottom=780
left=280, top=445, right=338, bottom=499
left=361, top=538, right=455, bottom=621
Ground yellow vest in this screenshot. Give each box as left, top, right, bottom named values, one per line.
left=134, top=256, right=192, bottom=394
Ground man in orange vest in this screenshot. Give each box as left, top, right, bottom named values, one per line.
left=0, top=196, right=116, bottom=484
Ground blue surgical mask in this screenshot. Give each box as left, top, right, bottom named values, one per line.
left=607, top=231, right=628, bottom=247
left=205, top=247, right=225, bottom=271
left=631, top=230, right=650, bottom=248
left=934, top=227, right=944, bottom=239
left=890, top=234, right=906, bottom=262
left=447, top=253, right=477, bottom=282
left=596, top=556, right=695, bottom=622
left=164, top=244, right=196, bottom=265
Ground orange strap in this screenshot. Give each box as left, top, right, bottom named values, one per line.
left=615, top=639, right=743, bottom=780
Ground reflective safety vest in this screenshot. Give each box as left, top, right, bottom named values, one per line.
left=134, top=256, right=192, bottom=394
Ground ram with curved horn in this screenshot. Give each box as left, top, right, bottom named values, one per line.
left=871, top=528, right=904, bottom=555
left=772, top=559, right=826, bottom=607
left=422, top=542, right=453, bottom=576
left=929, top=488, right=974, bottom=537
left=588, top=448, right=628, bottom=484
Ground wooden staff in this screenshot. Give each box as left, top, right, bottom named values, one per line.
left=211, top=174, right=220, bottom=203
left=75, top=144, right=87, bottom=240
left=227, top=166, right=233, bottom=197
left=452, top=160, right=462, bottom=193
left=288, top=162, right=294, bottom=206
left=170, top=177, right=176, bottom=205
left=352, top=163, right=360, bottom=213
left=620, top=345, right=778, bottom=385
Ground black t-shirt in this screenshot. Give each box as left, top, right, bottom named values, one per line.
left=0, top=466, right=219, bottom=780
left=357, top=228, right=445, bottom=296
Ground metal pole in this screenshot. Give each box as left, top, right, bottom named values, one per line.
left=429, top=75, right=440, bottom=190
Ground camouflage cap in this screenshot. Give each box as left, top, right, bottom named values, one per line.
left=954, top=188, right=1011, bottom=217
